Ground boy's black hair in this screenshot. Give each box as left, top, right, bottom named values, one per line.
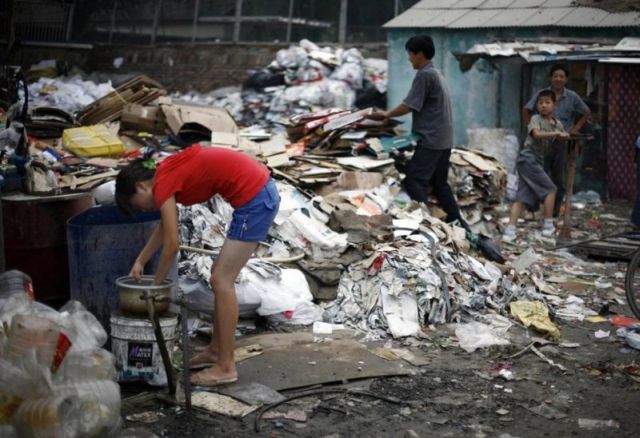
left=115, top=158, right=156, bottom=215
left=405, top=35, right=435, bottom=60
left=536, top=89, right=556, bottom=103
left=549, top=63, right=570, bottom=78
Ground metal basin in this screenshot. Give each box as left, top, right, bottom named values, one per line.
left=116, top=276, right=174, bottom=314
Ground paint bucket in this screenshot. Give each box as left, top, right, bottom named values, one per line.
left=109, top=311, right=178, bottom=386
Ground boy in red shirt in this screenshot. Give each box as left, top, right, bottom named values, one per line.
left=116, top=145, right=280, bottom=386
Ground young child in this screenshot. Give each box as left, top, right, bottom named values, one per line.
left=115, top=145, right=280, bottom=386
left=503, top=90, right=569, bottom=242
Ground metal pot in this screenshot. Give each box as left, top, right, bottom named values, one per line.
left=116, top=276, right=174, bottom=314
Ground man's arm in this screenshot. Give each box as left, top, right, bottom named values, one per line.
left=570, top=92, right=591, bottom=135
left=570, top=110, right=591, bottom=135
left=522, top=107, right=533, bottom=126
left=371, top=104, right=412, bottom=120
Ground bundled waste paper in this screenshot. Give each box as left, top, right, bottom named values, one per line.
left=0, top=271, right=121, bottom=437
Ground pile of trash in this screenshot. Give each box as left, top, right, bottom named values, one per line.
left=0, top=270, right=121, bottom=437
left=174, top=39, right=388, bottom=131
left=26, top=76, right=115, bottom=114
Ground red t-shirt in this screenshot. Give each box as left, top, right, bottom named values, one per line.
left=153, top=145, right=269, bottom=209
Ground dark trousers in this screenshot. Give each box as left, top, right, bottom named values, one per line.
left=543, top=145, right=566, bottom=217
left=403, top=146, right=463, bottom=224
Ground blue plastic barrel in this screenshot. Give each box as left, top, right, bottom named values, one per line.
left=67, top=206, right=177, bottom=329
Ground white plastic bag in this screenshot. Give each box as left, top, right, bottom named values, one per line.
left=455, top=321, right=510, bottom=353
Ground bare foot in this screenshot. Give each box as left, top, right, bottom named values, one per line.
left=190, top=364, right=238, bottom=387
left=188, top=350, right=218, bottom=369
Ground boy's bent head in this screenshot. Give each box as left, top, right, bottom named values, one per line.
left=405, top=35, right=435, bottom=63
left=536, top=89, right=556, bottom=116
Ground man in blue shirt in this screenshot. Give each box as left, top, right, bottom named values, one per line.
left=371, top=35, right=464, bottom=225
left=522, top=63, right=591, bottom=216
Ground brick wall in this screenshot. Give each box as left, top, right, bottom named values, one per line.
left=6, top=42, right=388, bottom=92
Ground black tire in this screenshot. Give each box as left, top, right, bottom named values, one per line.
left=625, top=248, right=640, bottom=319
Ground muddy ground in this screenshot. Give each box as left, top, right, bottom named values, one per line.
left=120, top=310, right=640, bottom=438
left=120, top=202, right=640, bottom=437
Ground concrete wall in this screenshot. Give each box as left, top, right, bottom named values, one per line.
left=387, top=27, right=640, bottom=146
left=6, top=42, right=387, bottom=92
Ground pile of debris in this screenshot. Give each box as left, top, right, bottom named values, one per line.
left=26, top=75, right=114, bottom=114
left=0, top=271, right=121, bottom=436
left=174, top=39, right=387, bottom=131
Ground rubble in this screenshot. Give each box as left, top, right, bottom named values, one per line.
left=173, top=40, right=387, bottom=131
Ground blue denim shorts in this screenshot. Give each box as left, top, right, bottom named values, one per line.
left=228, top=178, right=280, bottom=242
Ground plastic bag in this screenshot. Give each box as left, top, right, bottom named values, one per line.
left=510, top=301, right=560, bottom=340
left=331, top=62, right=364, bottom=89
left=340, top=48, right=364, bottom=65
left=276, top=46, right=308, bottom=69
left=455, top=321, right=510, bottom=352
left=268, top=301, right=324, bottom=326
left=326, top=80, right=355, bottom=109
left=59, top=301, right=108, bottom=351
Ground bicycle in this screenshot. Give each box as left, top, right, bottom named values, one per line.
left=625, top=246, right=640, bottom=319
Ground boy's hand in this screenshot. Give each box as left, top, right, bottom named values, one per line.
left=557, top=132, right=570, bottom=140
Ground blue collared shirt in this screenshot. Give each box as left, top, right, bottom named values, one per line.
left=525, top=87, right=590, bottom=131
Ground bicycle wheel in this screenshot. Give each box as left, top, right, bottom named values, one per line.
left=625, top=248, right=640, bottom=319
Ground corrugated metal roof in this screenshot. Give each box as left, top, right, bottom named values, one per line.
left=556, top=7, right=610, bottom=26
left=384, top=9, right=471, bottom=28
left=510, top=0, right=547, bottom=8
left=383, top=0, right=640, bottom=28
left=446, top=9, right=504, bottom=28
left=480, top=8, right=540, bottom=27
left=411, top=0, right=463, bottom=9
left=542, top=0, right=574, bottom=7
left=599, top=12, right=640, bottom=27
left=478, top=0, right=517, bottom=9
left=523, top=7, right=574, bottom=25
left=450, top=0, right=487, bottom=8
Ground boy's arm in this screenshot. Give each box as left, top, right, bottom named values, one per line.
left=531, top=129, right=566, bottom=139
left=529, top=116, right=567, bottom=140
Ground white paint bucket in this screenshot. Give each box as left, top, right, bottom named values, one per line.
left=110, top=311, right=178, bottom=386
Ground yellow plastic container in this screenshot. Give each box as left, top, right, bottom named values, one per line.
left=62, top=125, right=125, bottom=157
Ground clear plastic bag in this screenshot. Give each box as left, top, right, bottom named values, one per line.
left=276, top=46, right=308, bottom=69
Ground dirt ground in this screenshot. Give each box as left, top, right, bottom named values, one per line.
left=120, top=312, right=640, bottom=437
left=119, top=201, right=640, bottom=437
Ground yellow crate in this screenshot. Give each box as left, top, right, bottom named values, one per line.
left=62, top=125, right=125, bottom=157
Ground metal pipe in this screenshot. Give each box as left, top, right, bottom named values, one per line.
left=179, top=245, right=305, bottom=263
left=338, top=0, right=348, bottom=44
left=191, top=0, right=200, bottom=43
left=233, top=0, right=243, bottom=43
left=286, top=0, right=294, bottom=43
left=65, top=0, right=76, bottom=42
left=108, top=0, right=118, bottom=44
left=144, top=290, right=176, bottom=395
left=151, top=0, right=163, bottom=45
left=180, top=294, right=192, bottom=410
